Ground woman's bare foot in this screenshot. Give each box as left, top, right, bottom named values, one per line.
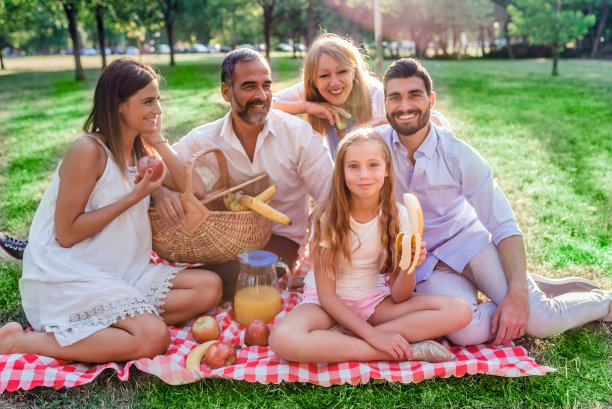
left=0, top=322, right=25, bottom=354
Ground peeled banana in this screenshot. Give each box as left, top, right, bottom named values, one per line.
left=236, top=193, right=292, bottom=225
left=185, top=340, right=219, bottom=371
left=223, top=185, right=277, bottom=211
left=397, top=193, right=424, bottom=275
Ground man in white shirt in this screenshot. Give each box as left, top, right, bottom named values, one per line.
left=153, top=49, right=333, bottom=296
left=375, top=58, right=611, bottom=346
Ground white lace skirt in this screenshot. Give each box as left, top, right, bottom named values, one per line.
left=20, top=260, right=183, bottom=347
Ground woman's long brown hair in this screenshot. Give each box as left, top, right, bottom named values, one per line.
left=309, top=128, right=400, bottom=280
left=83, top=58, right=161, bottom=176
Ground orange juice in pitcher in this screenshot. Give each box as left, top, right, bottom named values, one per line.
left=233, top=250, right=291, bottom=327
left=233, top=285, right=282, bottom=326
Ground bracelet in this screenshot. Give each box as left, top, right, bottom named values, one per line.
left=153, top=139, right=168, bottom=146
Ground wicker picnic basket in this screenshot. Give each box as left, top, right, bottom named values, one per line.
left=149, top=147, right=272, bottom=264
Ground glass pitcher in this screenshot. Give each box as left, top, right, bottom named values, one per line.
left=233, top=250, right=292, bottom=327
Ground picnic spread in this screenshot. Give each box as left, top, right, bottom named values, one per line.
left=0, top=253, right=555, bottom=392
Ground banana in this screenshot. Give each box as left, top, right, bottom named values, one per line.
left=185, top=340, right=219, bottom=371
left=255, top=184, right=277, bottom=203
left=223, top=185, right=277, bottom=211
left=237, top=193, right=292, bottom=225
left=397, top=193, right=424, bottom=275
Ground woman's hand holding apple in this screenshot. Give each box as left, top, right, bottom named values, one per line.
left=130, top=163, right=167, bottom=204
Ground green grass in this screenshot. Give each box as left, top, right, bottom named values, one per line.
left=1, top=55, right=611, bottom=408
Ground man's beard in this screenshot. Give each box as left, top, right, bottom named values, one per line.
left=386, top=108, right=430, bottom=137
left=232, top=95, right=270, bottom=126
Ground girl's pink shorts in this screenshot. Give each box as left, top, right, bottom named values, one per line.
left=301, top=285, right=391, bottom=321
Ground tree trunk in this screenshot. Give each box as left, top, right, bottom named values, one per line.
left=95, top=4, right=107, bottom=68
left=0, top=44, right=4, bottom=70
left=261, top=0, right=275, bottom=61
left=163, top=0, right=178, bottom=66
left=552, top=46, right=559, bottom=75
left=63, top=1, right=85, bottom=81
left=305, top=0, right=314, bottom=47
left=480, top=26, right=486, bottom=56
left=504, top=19, right=514, bottom=59
left=552, top=0, right=561, bottom=75
left=591, top=0, right=609, bottom=58
left=167, top=22, right=176, bottom=66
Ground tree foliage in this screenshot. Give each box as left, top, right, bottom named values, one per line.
left=1, top=0, right=610, bottom=79
left=508, top=0, right=595, bottom=74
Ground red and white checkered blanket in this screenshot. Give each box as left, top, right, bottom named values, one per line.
left=0, top=254, right=555, bottom=392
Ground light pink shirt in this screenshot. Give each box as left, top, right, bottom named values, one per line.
left=173, top=109, right=334, bottom=244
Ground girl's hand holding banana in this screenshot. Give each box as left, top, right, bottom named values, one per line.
left=397, top=193, right=424, bottom=275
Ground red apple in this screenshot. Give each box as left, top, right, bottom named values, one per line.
left=137, top=155, right=164, bottom=181
left=206, top=341, right=237, bottom=369
left=244, top=319, right=270, bottom=347
left=191, top=315, right=220, bottom=343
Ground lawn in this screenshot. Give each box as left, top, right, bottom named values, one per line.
left=0, top=55, right=610, bottom=408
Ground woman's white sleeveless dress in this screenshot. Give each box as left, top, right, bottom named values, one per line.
left=20, top=135, right=183, bottom=347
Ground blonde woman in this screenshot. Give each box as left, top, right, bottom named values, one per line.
left=273, top=33, right=450, bottom=159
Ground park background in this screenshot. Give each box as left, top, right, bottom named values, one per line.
left=0, top=0, right=611, bottom=408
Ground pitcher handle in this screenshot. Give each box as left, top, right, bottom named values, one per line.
left=275, top=261, right=292, bottom=292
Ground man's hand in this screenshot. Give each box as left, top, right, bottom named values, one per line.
left=490, top=286, right=528, bottom=345
left=151, top=186, right=185, bottom=228
left=492, top=235, right=529, bottom=345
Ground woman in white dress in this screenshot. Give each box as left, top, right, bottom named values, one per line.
left=273, top=33, right=451, bottom=159
left=0, top=59, right=222, bottom=363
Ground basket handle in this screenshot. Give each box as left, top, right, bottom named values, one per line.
left=201, top=172, right=268, bottom=206
left=183, top=147, right=230, bottom=195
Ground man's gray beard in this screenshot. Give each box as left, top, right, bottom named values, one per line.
left=231, top=95, right=270, bottom=126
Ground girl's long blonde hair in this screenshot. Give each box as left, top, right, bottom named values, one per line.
left=309, top=128, right=400, bottom=280
left=302, top=33, right=379, bottom=135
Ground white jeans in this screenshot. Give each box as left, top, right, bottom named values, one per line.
left=415, top=243, right=610, bottom=346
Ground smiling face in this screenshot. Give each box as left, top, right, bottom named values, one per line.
left=384, top=76, right=435, bottom=138
left=118, top=80, right=162, bottom=137
left=313, top=52, right=355, bottom=106
left=223, top=59, right=272, bottom=127
left=343, top=140, right=389, bottom=203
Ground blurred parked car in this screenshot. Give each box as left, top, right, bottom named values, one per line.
left=125, top=46, right=139, bottom=55
left=276, top=43, right=292, bottom=52
left=207, top=44, right=221, bottom=53
left=157, top=44, right=171, bottom=54
left=80, top=47, right=98, bottom=55
left=237, top=44, right=256, bottom=50
left=188, top=43, right=209, bottom=53
left=220, top=45, right=231, bottom=52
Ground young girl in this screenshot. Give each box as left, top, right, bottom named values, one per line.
left=0, top=59, right=222, bottom=363
left=273, top=33, right=451, bottom=159
left=269, top=128, right=471, bottom=363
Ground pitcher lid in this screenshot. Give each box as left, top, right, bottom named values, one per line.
left=247, top=250, right=278, bottom=267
